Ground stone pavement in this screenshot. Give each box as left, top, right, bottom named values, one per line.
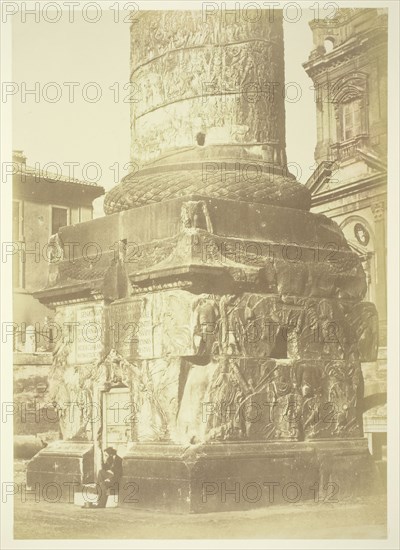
left=13, top=495, right=386, bottom=540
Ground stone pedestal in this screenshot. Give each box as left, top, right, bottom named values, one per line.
left=29, top=193, right=380, bottom=510
left=27, top=441, right=94, bottom=501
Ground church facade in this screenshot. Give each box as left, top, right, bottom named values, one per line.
left=303, top=8, right=387, bottom=467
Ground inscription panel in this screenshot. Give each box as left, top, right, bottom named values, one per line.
left=109, top=291, right=194, bottom=360
left=60, top=302, right=104, bottom=366
left=75, top=305, right=104, bottom=364
left=109, top=299, right=142, bottom=359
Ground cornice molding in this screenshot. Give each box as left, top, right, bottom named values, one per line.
left=303, top=29, right=387, bottom=80
left=310, top=173, right=387, bottom=207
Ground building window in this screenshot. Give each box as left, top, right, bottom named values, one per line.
left=324, top=38, right=334, bottom=53
left=51, top=207, right=68, bottom=235
left=331, top=74, right=369, bottom=153
left=342, top=99, right=363, bottom=141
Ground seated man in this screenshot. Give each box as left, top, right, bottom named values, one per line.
left=95, top=446, right=123, bottom=508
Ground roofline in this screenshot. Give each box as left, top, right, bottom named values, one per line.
left=14, top=164, right=102, bottom=188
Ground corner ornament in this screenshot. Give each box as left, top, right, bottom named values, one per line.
left=181, top=200, right=213, bottom=233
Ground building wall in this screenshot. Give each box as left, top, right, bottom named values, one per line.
left=12, top=170, right=99, bottom=444
left=313, top=46, right=387, bottom=164
left=304, top=9, right=387, bottom=463
left=307, top=9, right=387, bottom=165
left=13, top=198, right=93, bottom=294
left=13, top=173, right=99, bottom=351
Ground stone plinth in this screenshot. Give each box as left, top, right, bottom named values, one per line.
left=119, top=439, right=378, bottom=513
left=27, top=441, right=94, bottom=501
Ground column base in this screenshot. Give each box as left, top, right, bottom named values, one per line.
left=25, top=438, right=381, bottom=512
left=119, top=438, right=381, bottom=513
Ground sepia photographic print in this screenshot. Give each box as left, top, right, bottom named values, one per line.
left=1, top=1, right=399, bottom=548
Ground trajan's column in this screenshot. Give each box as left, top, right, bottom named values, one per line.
left=29, top=9, right=379, bottom=512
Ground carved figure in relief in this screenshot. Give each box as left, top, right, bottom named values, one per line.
left=192, top=295, right=219, bottom=356
left=47, top=233, right=64, bottom=285
left=345, top=301, right=379, bottom=362
left=48, top=341, right=96, bottom=441
left=297, top=364, right=325, bottom=439
left=205, top=357, right=247, bottom=441
left=324, top=361, right=360, bottom=436
left=47, top=232, right=64, bottom=263
left=237, top=360, right=278, bottom=440
left=135, top=368, right=166, bottom=441
left=267, top=365, right=300, bottom=440
left=284, top=382, right=303, bottom=439
left=219, top=295, right=242, bottom=355
left=180, top=200, right=213, bottom=233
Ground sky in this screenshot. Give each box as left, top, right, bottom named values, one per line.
left=11, top=5, right=316, bottom=218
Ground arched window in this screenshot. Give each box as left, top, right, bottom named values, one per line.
left=324, top=37, right=335, bottom=53
left=331, top=74, right=368, bottom=145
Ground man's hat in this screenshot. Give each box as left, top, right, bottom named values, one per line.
left=104, top=446, right=117, bottom=455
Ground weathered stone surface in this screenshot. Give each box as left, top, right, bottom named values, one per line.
left=28, top=10, right=380, bottom=511
left=130, top=10, right=286, bottom=163
left=38, top=196, right=368, bottom=302
left=104, top=10, right=311, bottom=214
left=26, top=441, right=94, bottom=501
left=118, top=439, right=379, bottom=513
